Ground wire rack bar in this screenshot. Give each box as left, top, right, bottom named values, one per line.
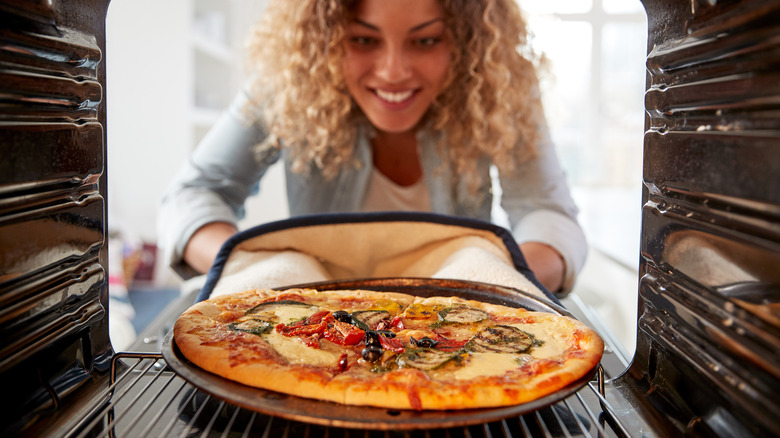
left=67, top=353, right=621, bottom=438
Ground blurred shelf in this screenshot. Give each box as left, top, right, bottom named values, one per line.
left=192, top=33, right=234, bottom=63
left=188, top=0, right=244, bottom=147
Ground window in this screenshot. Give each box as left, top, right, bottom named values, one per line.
left=524, top=0, right=647, bottom=267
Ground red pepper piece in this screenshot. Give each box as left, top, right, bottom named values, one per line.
left=390, top=316, right=405, bottom=330
left=336, top=353, right=349, bottom=372
left=378, top=333, right=405, bottom=353
left=298, top=334, right=321, bottom=349
left=433, top=336, right=468, bottom=352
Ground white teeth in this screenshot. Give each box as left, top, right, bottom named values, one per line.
left=376, top=89, right=413, bottom=103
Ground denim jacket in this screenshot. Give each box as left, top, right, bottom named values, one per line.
left=158, top=89, right=587, bottom=291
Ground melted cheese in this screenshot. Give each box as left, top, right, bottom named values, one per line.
left=510, top=322, right=570, bottom=359
left=271, top=304, right=318, bottom=323
left=449, top=353, right=519, bottom=380
left=264, top=331, right=341, bottom=366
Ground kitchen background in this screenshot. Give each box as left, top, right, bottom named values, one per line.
left=105, top=0, right=647, bottom=357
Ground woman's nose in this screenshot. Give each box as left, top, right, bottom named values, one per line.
left=375, top=45, right=411, bottom=82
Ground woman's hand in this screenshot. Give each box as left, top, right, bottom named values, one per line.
left=519, top=242, right=565, bottom=293
left=183, top=222, right=238, bottom=274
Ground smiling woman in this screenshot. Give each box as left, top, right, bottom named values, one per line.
left=157, top=0, right=588, bottom=296
left=342, top=1, right=452, bottom=189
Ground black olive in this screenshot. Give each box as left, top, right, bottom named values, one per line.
left=362, top=347, right=383, bottom=362
left=332, top=310, right=352, bottom=323
left=411, top=336, right=439, bottom=349
left=365, top=331, right=381, bottom=348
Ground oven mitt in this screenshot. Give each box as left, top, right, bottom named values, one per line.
left=197, top=212, right=555, bottom=303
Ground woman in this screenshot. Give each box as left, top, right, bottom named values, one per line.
left=158, top=0, right=587, bottom=294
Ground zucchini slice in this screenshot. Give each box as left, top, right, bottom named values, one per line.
left=245, top=300, right=317, bottom=315
left=350, top=310, right=391, bottom=331
left=438, top=306, right=489, bottom=324
left=465, top=325, right=541, bottom=354
left=228, top=318, right=274, bottom=336
left=398, top=349, right=465, bottom=371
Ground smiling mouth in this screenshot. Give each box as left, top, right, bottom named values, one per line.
left=375, top=89, right=415, bottom=103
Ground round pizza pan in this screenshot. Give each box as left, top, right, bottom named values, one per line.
left=161, top=277, right=598, bottom=430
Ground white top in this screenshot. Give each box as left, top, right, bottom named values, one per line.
left=361, top=167, right=431, bottom=212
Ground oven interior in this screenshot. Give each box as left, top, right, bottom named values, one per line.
left=1, top=0, right=779, bottom=436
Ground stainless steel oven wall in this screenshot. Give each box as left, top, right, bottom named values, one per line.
left=0, top=0, right=111, bottom=434
left=624, top=0, right=780, bottom=436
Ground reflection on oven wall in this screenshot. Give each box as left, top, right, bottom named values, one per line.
left=105, top=0, right=647, bottom=354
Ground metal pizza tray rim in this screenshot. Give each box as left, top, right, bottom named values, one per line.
left=160, top=277, right=599, bottom=430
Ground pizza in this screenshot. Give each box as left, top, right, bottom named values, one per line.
left=173, top=287, right=604, bottom=411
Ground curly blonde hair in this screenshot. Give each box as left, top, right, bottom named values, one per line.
left=246, top=0, right=543, bottom=191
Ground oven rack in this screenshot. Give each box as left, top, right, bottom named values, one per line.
left=63, top=353, right=628, bottom=438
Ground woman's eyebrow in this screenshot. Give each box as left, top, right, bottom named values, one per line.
left=409, top=18, right=444, bottom=32
left=354, top=19, right=379, bottom=31
left=352, top=17, right=444, bottom=32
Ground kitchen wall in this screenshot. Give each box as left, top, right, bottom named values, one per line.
left=106, top=0, right=283, bottom=288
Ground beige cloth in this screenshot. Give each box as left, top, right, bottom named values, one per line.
left=208, top=219, right=546, bottom=300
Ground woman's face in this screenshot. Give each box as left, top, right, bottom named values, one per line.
left=342, top=0, right=452, bottom=134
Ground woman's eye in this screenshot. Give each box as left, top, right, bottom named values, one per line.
left=350, top=36, right=377, bottom=46
left=415, top=37, right=441, bottom=47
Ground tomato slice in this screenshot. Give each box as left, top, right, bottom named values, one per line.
left=276, top=311, right=365, bottom=346
left=276, top=310, right=330, bottom=337
left=276, top=321, right=325, bottom=337
left=324, top=320, right=365, bottom=345
left=301, top=310, right=331, bottom=325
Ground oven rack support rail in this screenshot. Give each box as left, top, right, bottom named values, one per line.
left=62, top=352, right=627, bottom=438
